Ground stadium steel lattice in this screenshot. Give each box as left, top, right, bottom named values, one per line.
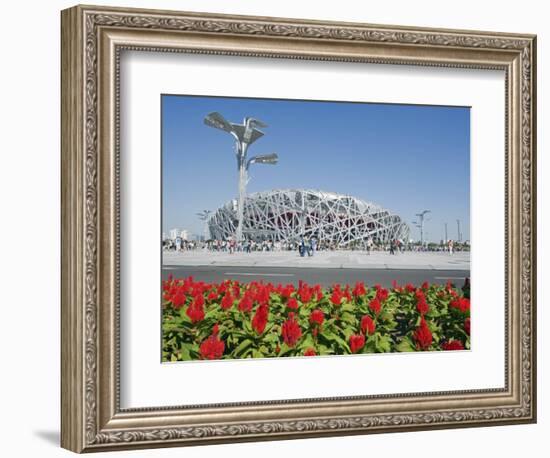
left=208, top=189, right=409, bottom=248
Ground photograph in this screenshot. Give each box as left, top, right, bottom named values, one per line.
left=161, top=95, right=471, bottom=362
left=57, top=3, right=537, bottom=452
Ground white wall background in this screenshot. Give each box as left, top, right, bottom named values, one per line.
left=0, top=0, right=546, bottom=456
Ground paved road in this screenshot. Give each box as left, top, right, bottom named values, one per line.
left=163, top=250, right=470, bottom=271
left=162, top=265, right=469, bottom=288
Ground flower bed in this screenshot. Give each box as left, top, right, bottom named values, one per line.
left=162, top=276, right=470, bottom=361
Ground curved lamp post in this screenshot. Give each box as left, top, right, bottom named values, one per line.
left=204, top=112, right=278, bottom=242
left=196, top=210, right=212, bottom=242
left=413, top=209, right=431, bottom=245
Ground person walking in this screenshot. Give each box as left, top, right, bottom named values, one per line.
left=307, top=237, right=314, bottom=257
left=448, top=239, right=454, bottom=255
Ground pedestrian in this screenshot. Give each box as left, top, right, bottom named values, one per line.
left=299, top=235, right=306, bottom=257
left=389, top=239, right=395, bottom=255
left=448, top=239, right=454, bottom=255
left=307, top=237, right=314, bottom=257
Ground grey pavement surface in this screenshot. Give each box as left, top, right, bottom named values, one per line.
left=162, top=250, right=470, bottom=287
left=161, top=265, right=469, bottom=288
left=162, top=249, right=470, bottom=271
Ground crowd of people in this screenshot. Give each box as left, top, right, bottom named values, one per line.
left=163, top=236, right=468, bottom=255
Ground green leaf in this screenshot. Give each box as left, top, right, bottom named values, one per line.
left=298, top=335, right=316, bottom=350
left=340, top=303, right=355, bottom=313
left=232, top=339, right=253, bottom=357
left=396, top=338, right=415, bottom=352
left=375, top=335, right=392, bottom=353
left=179, top=346, right=191, bottom=360
left=262, top=333, right=280, bottom=344
left=320, top=330, right=350, bottom=352
left=340, top=311, right=356, bottom=325
left=278, top=344, right=293, bottom=357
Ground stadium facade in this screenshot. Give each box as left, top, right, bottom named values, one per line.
left=208, top=189, right=409, bottom=247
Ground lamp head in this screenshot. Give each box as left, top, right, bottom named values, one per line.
left=248, top=153, right=278, bottom=166
left=204, top=112, right=234, bottom=133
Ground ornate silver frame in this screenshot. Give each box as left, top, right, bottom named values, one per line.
left=61, top=4, right=537, bottom=453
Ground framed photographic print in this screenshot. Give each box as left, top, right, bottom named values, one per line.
left=61, top=4, right=537, bottom=453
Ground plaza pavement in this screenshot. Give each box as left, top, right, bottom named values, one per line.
left=162, top=249, right=470, bottom=271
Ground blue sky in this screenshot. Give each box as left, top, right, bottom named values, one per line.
left=162, top=94, right=470, bottom=242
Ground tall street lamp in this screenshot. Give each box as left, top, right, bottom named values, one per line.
left=204, top=112, right=278, bottom=242
left=196, top=210, right=212, bottom=242
left=414, top=210, right=431, bottom=245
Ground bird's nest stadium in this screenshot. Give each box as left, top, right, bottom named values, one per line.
left=208, top=189, right=409, bottom=248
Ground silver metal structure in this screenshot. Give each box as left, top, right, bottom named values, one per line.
left=196, top=210, right=212, bottom=241
left=204, top=112, right=278, bottom=242
left=208, top=189, right=409, bottom=248
left=414, top=210, right=431, bottom=245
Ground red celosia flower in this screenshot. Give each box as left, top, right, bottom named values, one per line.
left=330, top=287, right=343, bottom=306
left=441, top=339, right=465, bottom=351
left=281, top=313, right=302, bottom=347
left=349, top=334, right=365, bottom=353
left=186, top=295, right=205, bottom=323
left=251, top=303, right=269, bottom=334
left=238, top=293, right=253, bottom=312
left=298, top=284, right=313, bottom=303
left=207, top=290, right=218, bottom=302
left=287, top=297, right=299, bottom=310
left=232, top=284, right=241, bottom=299
left=375, top=284, right=389, bottom=302
left=199, top=333, right=225, bottom=360
left=415, top=290, right=430, bottom=315
left=369, top=297, right=381, bottom=315
left=220, top=292, right=234, bottom=310
left=343, top=286, right=352, bottom=303
left=190, top=282, right=207, bottom=297
left=217, top=282, right=228, bottom=295
left=405, top=283, right=416, bottom=293
left=304, top=348, right=316, bottom=356
left=171, top=291, right=187, bottom=309
left=186, top=304, right=204, bottom=323
left=281, top=284, right=294, bottom=299
left=192, top=293, right=205, bottom=308
left=417, top=298, right=429, bottom=315
left=309, top=309, right=324, bottom=327
left=413, top=318, right=433, bottom=350
left=450, top=297, right=470, bottom=313
left=353, top=281, right=367, bottom=298
left=314, top=285, right=323, bottom=302
left=464, top=317, right=471, bottom=335
left=254, top=285, right=270, bottom=303
left=300, top=288, right=312, bottom=303
left=361, top=315, right=376, bottom=335
left=421, top=281, right=429, bottom=290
